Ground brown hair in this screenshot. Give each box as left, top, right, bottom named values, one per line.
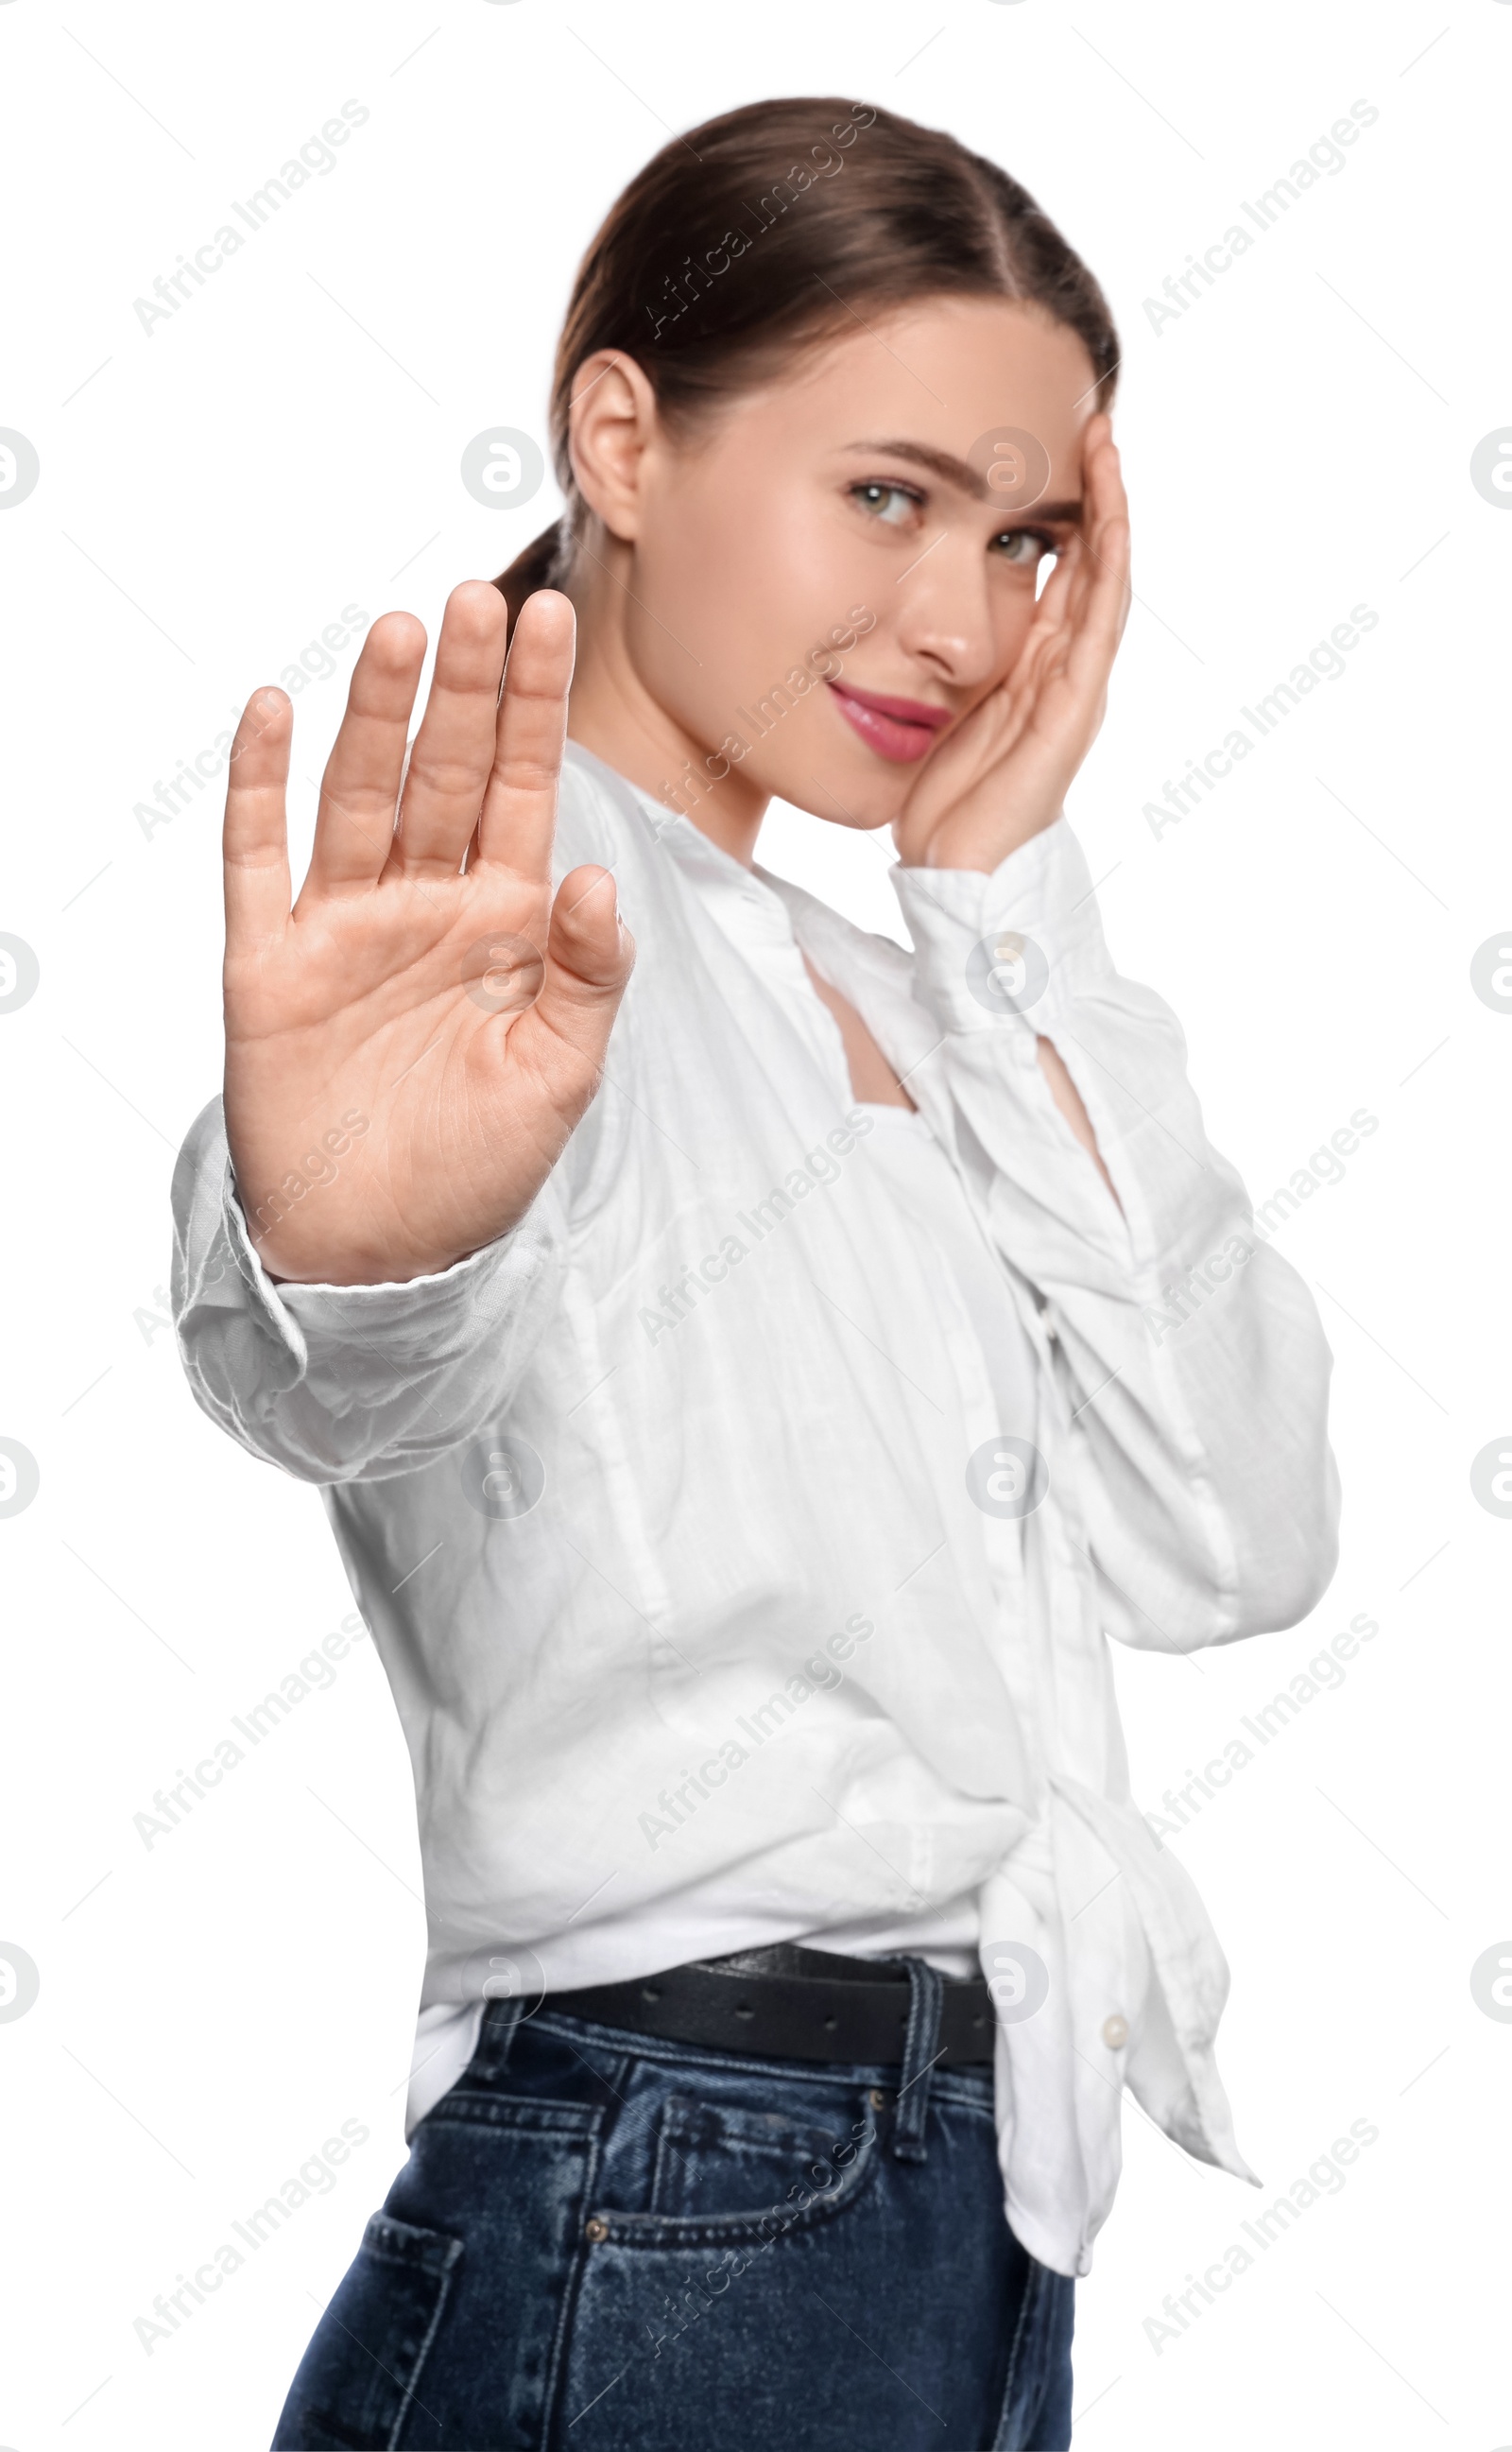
left=494, top=95, right=1118, bottom=636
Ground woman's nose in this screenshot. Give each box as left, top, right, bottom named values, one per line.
left=893, top=538, right=1006, bottom=691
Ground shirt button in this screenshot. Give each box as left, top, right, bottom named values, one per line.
left=1101, top=2013, right=1129, bottom=2051
left=584, top=2216, right=609, bottom=2244
left=868, top=2087, right=889, bottom=2111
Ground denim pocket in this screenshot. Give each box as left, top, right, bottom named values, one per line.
left=275, top=2212, right=462, bottom=2451
left=600, top=2087, right=882, bottom=2250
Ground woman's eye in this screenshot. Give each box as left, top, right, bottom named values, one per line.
left=994, top=528, right=1050, bottom=567
left=851, top=482, right=919, bottom=527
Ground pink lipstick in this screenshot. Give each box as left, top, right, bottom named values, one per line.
left=826, top=679, right=952, bottom=765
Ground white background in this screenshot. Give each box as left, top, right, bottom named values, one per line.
left=1, top=0, right=1507, bottom=2443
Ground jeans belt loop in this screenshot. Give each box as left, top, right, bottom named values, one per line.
left=889, top=1956, right=944, bottom=2163
left=468, top=1993, right=526, bottom=2084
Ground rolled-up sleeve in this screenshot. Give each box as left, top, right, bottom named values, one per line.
left=893, top=818, right=1341, bottom=1652
left=170, top=1096, right=564, bottom=1483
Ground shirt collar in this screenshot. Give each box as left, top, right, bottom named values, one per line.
left=563, top=741, right=798, bottom=947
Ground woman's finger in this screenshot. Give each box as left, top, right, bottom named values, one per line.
left=473, top=590, right=577, bottom=882
left=1082, top=429, right=1131, bottom=594
left=1034, top=528, right=1085, bottom=633
left=302, top=613, right=427, bottom=902
left=388, top=581, right=511, bottom=879
left=1057, top=433, right=1131, bottom=685
left=1068, top=481, right=1132, bottom=679
left=1006, top=530, right=1085, bottom=703
left=504, top=860, right=633, bottom=1092
left=223, top=688, right=293, bottom=954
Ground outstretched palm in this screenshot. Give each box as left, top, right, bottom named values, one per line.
left=222, top=582, right=633, bottom=1286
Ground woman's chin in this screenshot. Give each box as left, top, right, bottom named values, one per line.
left=783, top=770, right=906, bottom=833
left=740, top=733, right=910, bottom=835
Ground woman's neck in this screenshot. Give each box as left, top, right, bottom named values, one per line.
left=562, top=546, right=769, bottom=868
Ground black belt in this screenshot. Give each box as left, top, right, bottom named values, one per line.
left=539, top=1942, right=996, bottom=2067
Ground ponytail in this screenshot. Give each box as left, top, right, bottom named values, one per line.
left=493, top=516, right=571, bottom=643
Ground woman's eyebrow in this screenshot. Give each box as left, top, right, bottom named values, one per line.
left=843, top=437, right=1083, bottom=520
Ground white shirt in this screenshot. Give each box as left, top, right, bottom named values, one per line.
left=170, top=741, right=1340, bottom=2278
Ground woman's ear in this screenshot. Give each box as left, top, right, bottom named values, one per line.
left=567, top=350, right=661, bottom=544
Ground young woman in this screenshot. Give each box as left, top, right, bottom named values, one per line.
left=172, top=96, right=1339, bottom=2452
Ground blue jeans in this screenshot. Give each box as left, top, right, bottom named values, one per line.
left=271, top=1960, right=1074, bottom=2450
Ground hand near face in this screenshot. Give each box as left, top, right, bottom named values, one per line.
left=890, top=414, right=1131, bottom=873
left=220, top=584, right=635, bottom=1286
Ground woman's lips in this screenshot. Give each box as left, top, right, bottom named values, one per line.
left=825, top=679, right=952, bottom=765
